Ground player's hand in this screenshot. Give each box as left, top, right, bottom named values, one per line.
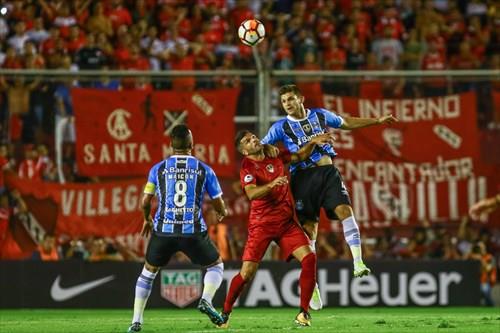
left=269, top=176, right=288, bottom=188
left=216, top=208, right=228, bottom=222
left=263, top=144, right=279, bottom=158
left=311, top=133, right=336, bottom=145
left=377, top=114, right=398, bottom=124
left=141, top=219, right=153, bottom=238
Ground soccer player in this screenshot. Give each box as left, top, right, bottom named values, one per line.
left=128, top=125, right=228, bottom=333
left=262, top=84, right=398, bottom=309
left=218, top=130, right=335, bottom=328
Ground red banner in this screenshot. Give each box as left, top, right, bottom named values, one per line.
left=5, top=175, right=143, bottom=237
left=318, top=92, right=500, bottom=226
left=73, top=88, right=239, bottom=177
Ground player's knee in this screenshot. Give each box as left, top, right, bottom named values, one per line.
left=303, top=222, right=317, bottom=239
left=144, top=262, right=160, bottom=273
left=240, top=266, right=257, bottom=281
left=335, top=204, right=353, bottom=220
left=207, top=262, right=224, bottom=274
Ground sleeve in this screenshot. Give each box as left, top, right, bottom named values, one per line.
left=239, top=162, right=257, bottom=190
left=205, top=166, right=223, bottom=199
left=319, top=108, right=343, bottom=128
left=261, top=121, right=282, bottom=145
left=144, top=164, right=158, bottom=195
left=278, top=149, right=292, bottom=164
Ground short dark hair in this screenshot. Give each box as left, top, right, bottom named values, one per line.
left=234, top=130, right=251, bottom=153
left=278, top=84, right=302, bottom=97
left=171, top=124, right=192, bottom=150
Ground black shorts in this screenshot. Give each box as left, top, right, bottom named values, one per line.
left=291, top=164, right=351, bottom=223
left=145, top=231, right=220, bottom=267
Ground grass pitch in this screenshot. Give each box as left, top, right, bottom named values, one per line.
left=0, top=307, right=499, bottom=333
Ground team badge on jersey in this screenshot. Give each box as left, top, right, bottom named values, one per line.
left=161, top=269, right=201, bottom=308
left=266, top=164, right=275, bottom=173
left=303, top=123, right=312, bottom=133
left=244, top=174, right=254, bottom=183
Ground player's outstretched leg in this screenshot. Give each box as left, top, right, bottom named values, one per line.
left=303, top=221, right=323, bottom=310
left=128, top=266, right=158, bottom=332
left=341, top=215, right=371, bottom=277
left=218, top=262, right=255, bottom=329
left=198, top=262, right=224, bottom=325
left=295, top=252, right=316, bottom=326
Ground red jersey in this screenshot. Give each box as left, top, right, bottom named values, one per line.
left=240, top=151, right=294, bottom=226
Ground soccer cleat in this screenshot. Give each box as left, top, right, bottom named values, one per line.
left=309, top=284, right=323, bottom=310
left=294, top=310, right=312, bottom=327
left=127, top=322, right=141, bottom=333
left=198, top=298, right=224, bottom=326
left=216, top=311, right=231, bottom=329
left=354, top=262, right=371, bottom=278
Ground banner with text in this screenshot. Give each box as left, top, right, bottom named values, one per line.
left=320, top=92, right=499, bottom=225
left=73, top=88, right=239, bottom=177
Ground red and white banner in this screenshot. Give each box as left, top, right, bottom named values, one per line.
left=5, top=175, right=144, bottom=238
left=73, top=88, right=239, bottom=177
left=318, top=92, right=500, bottom=226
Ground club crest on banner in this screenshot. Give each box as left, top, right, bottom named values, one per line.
left=107, top=109, right=132, bottom=141
left=161, top=270, right=201, bottom=308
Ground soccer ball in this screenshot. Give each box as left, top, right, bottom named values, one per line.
left=238, top=19, right=265, bottom=46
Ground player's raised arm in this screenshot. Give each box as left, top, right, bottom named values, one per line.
left=340, top=114, right=398, bottom=130
left=243, top=176, right=288, bottom=201
left=290, top=133, right=336, bottom=163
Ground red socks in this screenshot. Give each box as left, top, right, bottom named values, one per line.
left=223, top=273, right=247, bottom=313
left=299, top=252, right=317, bottom=312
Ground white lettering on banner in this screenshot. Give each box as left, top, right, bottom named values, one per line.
left=409, top=273, right=437, bottom=305
left=194, top=144, right=230, bottom=165
left=336, top=157, right=473, bottom=183
left=224, top=268, right=464, bottom=306
left=83, top=143, right=151, bottom=164
left=61, top=186, right=141, bottom=217
left=358, top=95, right=460, bottom=122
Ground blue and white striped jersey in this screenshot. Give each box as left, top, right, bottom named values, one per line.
left=144, top=155, right=222, bottom=235
left=261, top=108, right=344, bottom=173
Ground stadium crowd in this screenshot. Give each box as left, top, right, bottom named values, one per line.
left=0, top=0, right=498, bottom=305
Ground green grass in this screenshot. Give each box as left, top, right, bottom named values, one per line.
left=0, top=308, right=499, bottom=333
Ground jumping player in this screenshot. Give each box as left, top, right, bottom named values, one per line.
left=127, top=125, right=228, bottom=332
left=262, top=84, right=398, bottom=309
left=218, top=130, right=335, bottom=328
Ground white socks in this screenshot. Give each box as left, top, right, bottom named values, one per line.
left=132, top=267, right=158, bottom=324
left=201, top=262, right=224, bottom=304
left=342, top=216, right=363, bottom=265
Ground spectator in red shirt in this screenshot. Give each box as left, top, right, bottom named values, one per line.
left=421, top=41, right=448, bottom=96
left=168, top=43, right=196, bottom=91
left=52, top=2, right=77, bottom=39
left=229, top=0, right=254, bottom=29
left=450, top=40, right=480, bottom=93
left=86, top=2, right=113, bottom=37
left=66, top=26, right=87, bottom=55
left=108, top=0, right=132, bottom=32
left=2, top=46, right=23, bottom=69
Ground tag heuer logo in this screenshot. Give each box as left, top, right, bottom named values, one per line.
left=161, top=270, right=201, bottom=308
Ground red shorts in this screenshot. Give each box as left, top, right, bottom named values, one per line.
left=242, top=220, right=310, bottom=262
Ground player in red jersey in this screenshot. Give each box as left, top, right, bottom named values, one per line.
left=217, top=130, right=335, bottom=328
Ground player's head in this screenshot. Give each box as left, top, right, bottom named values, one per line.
left=171, top=124, right=193, bottom=151
left=279, top=84, right=305, bottom=117
left=235, top=130, right=262, bottom=156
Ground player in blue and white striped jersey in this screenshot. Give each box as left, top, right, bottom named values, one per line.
left=128, top=125, right=227, bottom=333
left=262, top=84, right=398, bottom=310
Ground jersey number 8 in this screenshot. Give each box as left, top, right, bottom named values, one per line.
left=174, top=180, right=188, bottom=207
